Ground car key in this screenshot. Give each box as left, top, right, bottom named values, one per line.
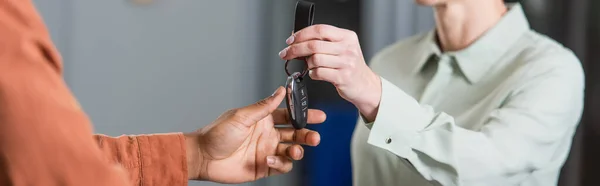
left=284, top=1, right=315, bottom=129
left=285, top=72, right=308, bottom=129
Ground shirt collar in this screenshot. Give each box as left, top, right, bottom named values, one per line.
left=414, top=3, right=530, bottom=84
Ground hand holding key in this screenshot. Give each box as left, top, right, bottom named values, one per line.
left=279, top=24, right=382, bottom=122
left=284, top=0, right=314, bottom=129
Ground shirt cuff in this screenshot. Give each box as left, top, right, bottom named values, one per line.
left=366, top=77, right=434, bottom=158
left=136, top=133, right=188, bottom=185
left=359, top=113, right=375, bottom=129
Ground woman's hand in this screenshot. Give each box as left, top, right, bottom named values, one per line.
left=279, top=24, right=382, bottom=122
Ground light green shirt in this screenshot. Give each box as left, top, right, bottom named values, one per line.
left=351, top=3, right=585, bottom=186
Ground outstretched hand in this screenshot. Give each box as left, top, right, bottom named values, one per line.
left=185, top=86, right=326, bottom=184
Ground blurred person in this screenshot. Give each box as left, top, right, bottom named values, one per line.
left=280, top=0, right=584, bottom=185
left=0, top=0, right=326, bottom=185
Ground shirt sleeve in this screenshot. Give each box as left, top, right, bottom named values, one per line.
left=364, top=53, right=585, bottom=185
left=0, top=1, right=187, bottom=185
left=94, top=133, right=188, bottom=186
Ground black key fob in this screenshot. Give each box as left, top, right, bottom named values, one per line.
left=285, top=72, right=308, bottom=129
left=284, top=1, right=314, bottom=129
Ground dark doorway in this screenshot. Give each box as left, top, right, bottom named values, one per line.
left=301, top=0, right=361, bottom=186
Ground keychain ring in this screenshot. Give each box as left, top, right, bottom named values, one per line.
left=284, top=59, right=309, bottom=77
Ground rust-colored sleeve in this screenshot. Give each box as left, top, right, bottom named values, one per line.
left=93, top=134, right=189, bottom=185
left=0, top=1, right=188, bottom=185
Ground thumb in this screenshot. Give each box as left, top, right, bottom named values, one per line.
left=237, top=86, right=285, bottom=125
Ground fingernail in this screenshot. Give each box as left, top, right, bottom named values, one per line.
left=295, top=148, right=302, bottom=158
left=313, top=133, right=321, bottom=146
left=286, top=35, right=295, bottom=44
left=278, top=48, right=288, bottom=58
left=267, top=156, right=276, bottom=165
left=272, top=87, right=283, bottom=96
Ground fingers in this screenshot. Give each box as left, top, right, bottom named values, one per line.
left=276, top=143, right=304, bottom=160
left=309, top=68, right=342, bottom=85
left=266, top=144, right=306, bottom=176
left=306, top=54, right=346, bottom=70
left=278, top=128, right=321, bottom=146
left=234, top=87, right=285, bottom=126
left=267, top=156, right=293, bottom=175
left=280, top=40, right=344, bottom=60
left=289, top=24, right=348, bottom=43
left=272, top=108, right=326, bottom=124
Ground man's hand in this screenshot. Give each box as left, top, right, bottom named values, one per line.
left=278, top=24, right=381, bottom=122
left=184, top=87, right=326, bottom=184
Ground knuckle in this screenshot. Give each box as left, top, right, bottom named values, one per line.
left=314, top=24, right=326, bottom=34
left=341, top=71, right=352, bottom=84
left=315, top=24, right=336, bottom=35
left=350, top=48, right=360, bottom=56
left=256, top=98, right=269, bottom=107
left=292, top=131, right=298, bottom=144
left=344, top=44, right=358, bottom=56
left=287, top=46, right=297, bottom=55
left=346, top=29, right=358, bottom=39
left=335, top=76, right=342, bottom=86
left=226, top=109, right=251, bottom=128
left=307, top=41, right=320, bottom=52
left=346, top=61, right=356, bottom=69
left=226, top=108, right=240, bottom=116
left=292, top=31, right=302, bottom=40
left=231, top=109, right=247, bottom=120
left=301, top=131, right=310, bottom=143
left=309, top=69, right=319, bottom=79
left=343, top=69, right=352, bottom=78
left=336, top=77, right=344, bottom=86
left=310, top=54, right=322, bottom=65
left=278, top=131, right=283, bottom=142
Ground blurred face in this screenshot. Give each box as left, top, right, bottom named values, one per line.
left=416, top=0, right=502, bottom=6
left=414, top=0, right=451, bottom=6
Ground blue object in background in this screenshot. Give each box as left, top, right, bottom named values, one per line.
left=302, top=100, right=358, bottom=186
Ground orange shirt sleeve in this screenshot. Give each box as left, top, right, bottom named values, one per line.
left=93, top=134, right=189, bottom=185
left=0, top=0, right=188, bottom=185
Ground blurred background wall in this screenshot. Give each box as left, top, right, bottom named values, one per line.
left=31, top=0, right=598, bottom=186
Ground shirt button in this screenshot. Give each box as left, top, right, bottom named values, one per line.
left=385, top=137, right=392, bottom=144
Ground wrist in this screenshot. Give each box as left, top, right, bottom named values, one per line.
left=184, top=132, right=206, bottom=180
left=353, top=73, right=382, bottom=123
